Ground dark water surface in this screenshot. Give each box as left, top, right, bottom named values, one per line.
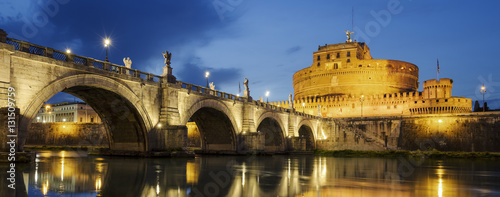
left=2, top=150, right=500, bottom=196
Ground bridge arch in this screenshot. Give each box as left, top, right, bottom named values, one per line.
left=182, top=99, right=238, bottom=151
left=256, top=112, right=286, bottom=152
left=297, top=120, right=315, bottom=150
left=20, top=74, right=153, bottom=152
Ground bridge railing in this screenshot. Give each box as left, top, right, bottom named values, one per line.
left=177, top=81, right=242, bottom=101
left=253, top=100, right=294, bottom=113
left=4, top=37, right=163, bottom=84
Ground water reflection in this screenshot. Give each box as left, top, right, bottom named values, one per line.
left=2, top=151, right=500, bottom=196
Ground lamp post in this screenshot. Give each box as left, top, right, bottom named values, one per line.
left=265, top=91, right=270, bottom=103
left=360, top=95, right=365, bottom=117
left=481, top=84, right=486, bottom=112
left=302, top=102, right=305, bottom=113
left=205, top=71, right=210, bottom=88
left=104, top=38, right=111, bottom=62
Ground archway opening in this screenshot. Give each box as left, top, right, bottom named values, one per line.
left=298, top=125, right=315, bottom=151
left=257, top=118, right=284, bottom=152
left=188, top=107, right=236, bottom=151
left=26, top=85, right=148, bottom=152
left=186, top=120, right=201, bottom=150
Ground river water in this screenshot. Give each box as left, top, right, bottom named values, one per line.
left=2, top=150, right=500, bottom=196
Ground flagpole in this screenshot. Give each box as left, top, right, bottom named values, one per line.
left=437, top=58, right=439, bottom=80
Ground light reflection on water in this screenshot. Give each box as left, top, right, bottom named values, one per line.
left=1, top=150, right=500, bottom=196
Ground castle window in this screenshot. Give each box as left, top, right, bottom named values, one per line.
left=422, top=101, right=425, bottom=103
left=347, top=59, right=350, bottom=63
left=327, top=54, right=330, bottom=59
left=394, top=105, right=397, bottom=109
left=436, top=99, right=439, bottom=102
left=336, top=53, right=340, bottom=58
left=400, top=66, right=405, bottom=70
left=317, top=62, right=320, bottom=67
left=347, top=52, right=351, bottom=57
left=334, top=63, right=338, bottom=69
left=317, top=55, right=321, bottom=61
left=358, top=65, right=362, bottom=67
left=415, top=101, right=417, bottom=104
left=445, top=99, right=448, bottom=102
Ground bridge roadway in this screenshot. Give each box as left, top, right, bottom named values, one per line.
left=0, top=31, right=384, bottom=155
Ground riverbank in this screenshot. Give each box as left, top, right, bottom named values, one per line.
left=315, top=149, right=500, bottom=159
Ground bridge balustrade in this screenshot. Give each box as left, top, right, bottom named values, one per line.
left=4, top=37, right=163, bottom=84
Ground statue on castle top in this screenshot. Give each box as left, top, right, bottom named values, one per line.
left=345, top=30, right=354, bottom=42
left=162, top=50, right=172, bottom=66
left=123, top=57, right=132, bottom=69
left=289, top=93, right=294, bottom=108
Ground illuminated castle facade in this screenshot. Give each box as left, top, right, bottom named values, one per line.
left=273, top=36, right=472, bottom=117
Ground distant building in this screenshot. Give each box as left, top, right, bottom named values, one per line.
left=35, top=102, right=101, bottom=123
left=272, top=33, right=472, bottom=117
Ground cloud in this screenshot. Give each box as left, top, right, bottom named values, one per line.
left=177, top=56, right=242, bottom=91
left=285, top=45, right=302, bottom=55
left=0, top=0, right=34, bottom=24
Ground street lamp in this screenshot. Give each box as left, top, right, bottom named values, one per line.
left=66, top=49, right=71, bottom=54
left=302, top=102, right=305, bottom=113
left=104, top=38, right=111, bottom=62
left=265, top=91, right=270, bottom=103
left=360, top=95, right=365, bottom=117
left=481, top=84, right=486, bottom=112
left=205, top=71, right=210, bottom=88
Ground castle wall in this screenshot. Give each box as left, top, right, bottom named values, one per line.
left=271, top=91, right=472, bottom=118
left=314, top=112, right=500, bottom=152
left=293, top=42, right=419, bottom=99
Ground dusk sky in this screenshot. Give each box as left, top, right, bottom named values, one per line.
left=1, top=0, right=499, bottom=108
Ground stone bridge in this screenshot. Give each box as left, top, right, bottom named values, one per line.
left=0, top=32, right=384, bottom=155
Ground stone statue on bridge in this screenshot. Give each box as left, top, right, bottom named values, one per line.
left=123, top=57, right=132, bottom=69
left=209, top=82, right=215, bottom=90
left=162, top=50, right=172, bottom=66
left=289, top=93, right=293, bottom=108
left=243, top=78, right=250, bottom=98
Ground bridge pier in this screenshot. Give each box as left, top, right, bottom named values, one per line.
left=148, top=125, right=187, bottom=152
left=238, top=132, right=265, bottom=153
left=287, top=137, right=307, bottom=152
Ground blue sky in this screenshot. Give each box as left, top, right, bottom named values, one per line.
left=1, top=0, right=499, bottom=108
